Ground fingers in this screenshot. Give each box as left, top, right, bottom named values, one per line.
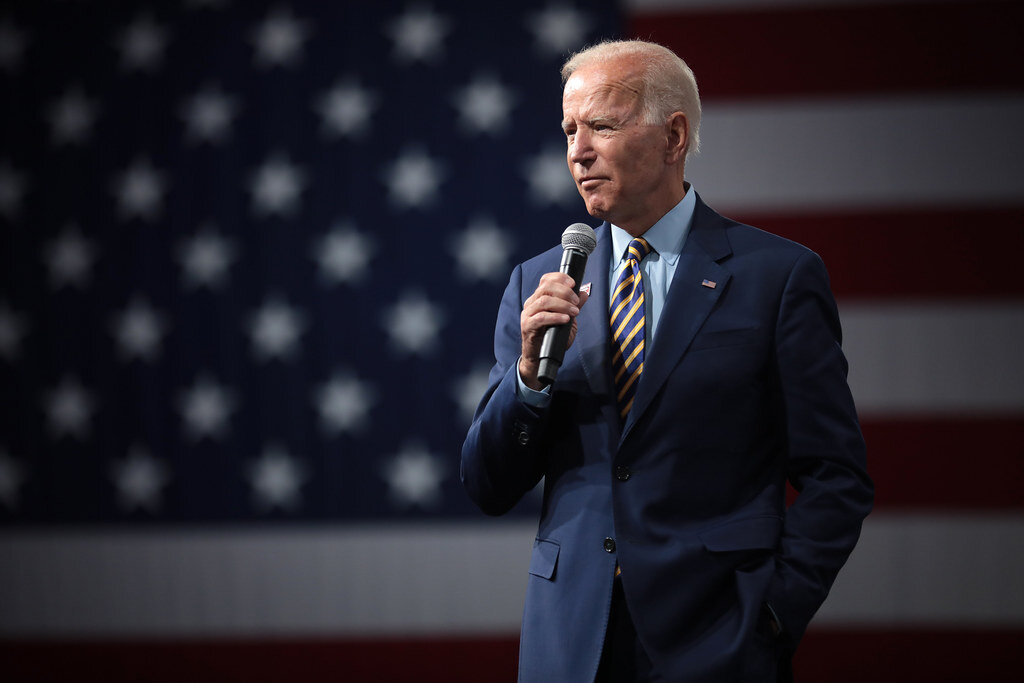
left=520, top=273, right=588, bottom=388
left=522, top=273, right=580, bottom=330
left=532, top=272, right=582, bottom=313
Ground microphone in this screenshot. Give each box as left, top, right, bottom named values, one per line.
left=537, top=223, right=597, bottom=386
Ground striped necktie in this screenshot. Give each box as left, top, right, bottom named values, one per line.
left=610, top=237, right=653, bottom=420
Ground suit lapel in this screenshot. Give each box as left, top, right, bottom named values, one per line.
left=572, top=223, right=614, bottom=399
left=622, top=197, right=734, bottom=441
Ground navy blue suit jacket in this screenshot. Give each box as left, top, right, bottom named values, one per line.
left=461, top=194, right=873, bottom=682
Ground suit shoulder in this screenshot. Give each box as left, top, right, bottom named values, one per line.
left=714, top=220, right=828, bottom=283
left=724, top=219, right=815, bottom=259
left=693, top=196, right=817, bottom=265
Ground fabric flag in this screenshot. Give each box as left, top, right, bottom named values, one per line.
left=1, top=0, right=1022, bottom=681
left=634, top=1, right=1024, bottom=679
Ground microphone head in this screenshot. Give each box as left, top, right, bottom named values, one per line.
left=561, top=222, right=597, bottom=255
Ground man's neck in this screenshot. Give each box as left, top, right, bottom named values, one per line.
left=619, top=183, right=688, bottom=237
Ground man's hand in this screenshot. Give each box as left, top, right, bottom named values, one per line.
left=519, top=272, right=590, bottom=390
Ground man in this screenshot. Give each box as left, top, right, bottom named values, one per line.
left=461, top=40, right=872, bottom=682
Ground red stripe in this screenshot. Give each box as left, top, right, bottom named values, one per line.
left=733, top=207, right=1024, bottom=300
left=3, top=630, right=1022, bottom=682
left=795, top=628, right=1024, bottom=682
left=0, top=637, right=518, bottom=683
left=786, top=416, right=1024, bottom=510
left=860, top=417, right=1024, bottom=510
left=628, top=1, right=1024, bottom=100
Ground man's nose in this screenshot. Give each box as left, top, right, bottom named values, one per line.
left=568, top=130, right=595, bottom=165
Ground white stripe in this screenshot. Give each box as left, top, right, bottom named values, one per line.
left=0, top=523, right=534, bottom=636
left=687, top=95, right=1024, bottom=212
left=2, top=515, right=1022, bottom=636
left=840, top=302, right=1024, bottom=414
left=817, top=513, right=1024, bottom=626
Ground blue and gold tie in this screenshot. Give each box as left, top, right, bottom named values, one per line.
left=610, top=237, right=653, bottom=420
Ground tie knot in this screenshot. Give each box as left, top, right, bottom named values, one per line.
left=625, top=237, right=652, bottom=264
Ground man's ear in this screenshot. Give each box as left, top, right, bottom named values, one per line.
left=665, top=112, right=688, bottom=164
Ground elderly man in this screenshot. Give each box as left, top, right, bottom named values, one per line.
left=461, top=40, right=872, bottom=682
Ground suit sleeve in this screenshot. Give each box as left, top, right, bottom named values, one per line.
left=767, top=250, right=874, bottom=647
left=460, top=264, right=549, bottom=516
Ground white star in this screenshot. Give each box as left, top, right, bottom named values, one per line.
left=315, top=372, right=376, bottom=435
left=45, top=225, right=97, bottom=289
left=0, top=449, right=26, bottom=510
left=0, top=162, right=27, bottom=219
left=47, top=87, right=99, bottom=145
left=383, top=148, right=445, bottom=210
left=46, top=376, right=96, bottom=440
left=250, top=154, right=306, bottom=217
left=315, top=80, right=377, bottom=139
left=384, top=442, right=446, bottom=510
left=180, top=85, right=239, bottom=144
left=251, top=7, right=309, bottom=67
left=110, top=445, right=170, bottom=513
left=451, top=216, right=514, bottom=282
left=117, top=14, right=169, bottom=72
left=523, top=147, right=578, bottom=206
left=112, top=296, right=168, bottom=362
left=0, top=303, right=28, bottom=361
left=249, top=297, right=307, bottom=361
left=382, top=291, right=445, bottom=356
left=451, top=364, right=492, bottom=424
left=246, top=444, right=307, bottom=512
left=527, top=4, right=591, bottom=56
left=313, top=223, right=374, bottom=285
left=178, top=224, right=236, bottom=289
left=113, top=158, right=167, bottom=221
left=452, top=75, right=517, bottom=135
left=0, top=20, right=28, bottom=72
left=179, top=375, right=236, bottom=441
left=387, top=5, right=450, bottom=63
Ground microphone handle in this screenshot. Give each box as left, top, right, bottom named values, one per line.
left=537, top=248, right=589, bottom=386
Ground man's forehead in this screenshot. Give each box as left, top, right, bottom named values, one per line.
left=564, top=61, right=642, bottom=104
left=563, top=77, right=641, bottom=119
left=567, top=56, right=643, bottom=87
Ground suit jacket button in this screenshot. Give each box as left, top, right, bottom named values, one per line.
left=615, top=466, right=631, bottom=482
left=513, top=420, right=529, bottom=446
left=603, top=537, right=616, bottom=553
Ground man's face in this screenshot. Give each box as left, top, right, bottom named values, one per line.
left=562, top=58, right=675, bottom=233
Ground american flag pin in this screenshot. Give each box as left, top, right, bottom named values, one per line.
left=701, top=279, right=717, bottom=289
left=580, top=282, right=592, bottom=295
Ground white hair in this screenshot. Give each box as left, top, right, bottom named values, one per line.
left=561, top=39, right=702, bottom=158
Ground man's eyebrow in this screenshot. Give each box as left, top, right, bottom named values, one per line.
left=562, top=115, right=620, bottom=132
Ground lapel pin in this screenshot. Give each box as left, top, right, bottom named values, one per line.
left=701, top=279, right=717, bottom=289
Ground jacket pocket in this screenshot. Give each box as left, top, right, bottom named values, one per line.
left=698, top=515, right=782, bottom=552
left=528, top=538, right=560, bottom=580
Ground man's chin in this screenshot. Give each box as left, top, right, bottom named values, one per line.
left=582, top=201, right=610, bottom=221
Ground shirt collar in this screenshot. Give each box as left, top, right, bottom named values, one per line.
left=610, top=184, right=696, bottom=270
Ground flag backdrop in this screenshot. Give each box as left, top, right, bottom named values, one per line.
left=1, top=0, right=1023, bottom=681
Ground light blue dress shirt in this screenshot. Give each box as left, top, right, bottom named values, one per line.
left=517, top=188, right=698, bottom=406
left=607, top=187, right=696, bottom=353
